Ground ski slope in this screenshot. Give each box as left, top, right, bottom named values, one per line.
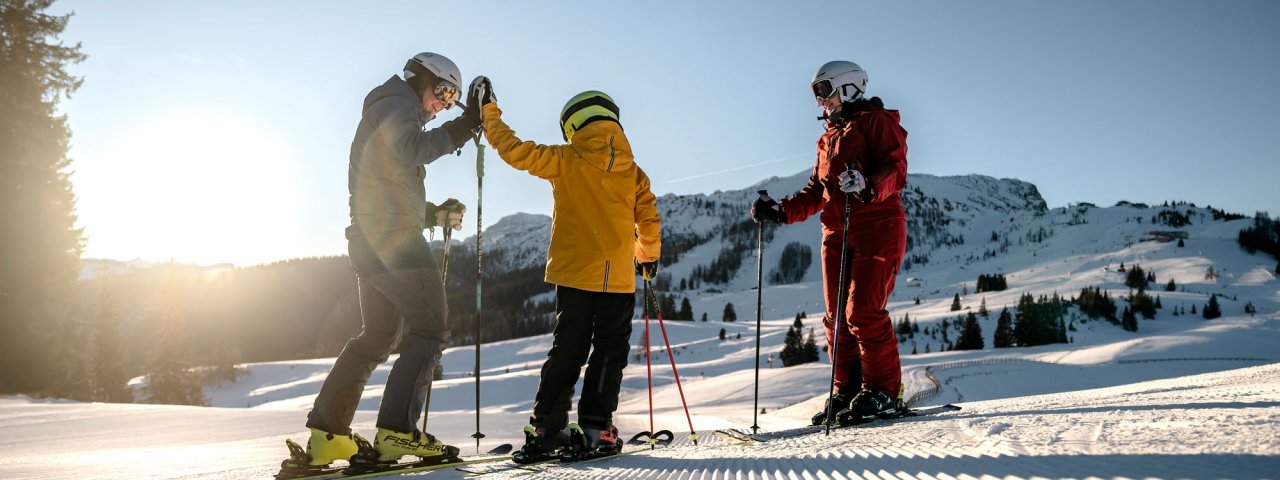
left=1, top=310, right=1276, bottom=479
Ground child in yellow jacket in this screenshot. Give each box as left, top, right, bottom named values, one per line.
left=472, top=82, right=660, bottom=461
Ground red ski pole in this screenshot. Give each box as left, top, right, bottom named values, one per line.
left=652, top=288, right=699, bottom=445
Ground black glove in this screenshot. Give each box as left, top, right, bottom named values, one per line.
left=466, top=76, right=495, bottom=108
left=751, top=197, right=786, bottom=223
left=636, top=261, right=658, bottom=279
left=440, top=110, right=479, bottom=146
left=424, top=198, right=465, bottom=230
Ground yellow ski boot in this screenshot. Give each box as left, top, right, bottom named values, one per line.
left=304, top=428, right=360, bottom=466
left=373, top=428, right=459, bottom=463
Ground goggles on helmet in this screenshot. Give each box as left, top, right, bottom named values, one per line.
left=433, top=82, right=460, bottom=109
left=811, top=80, right=863, bottom=104
left=811, top=79, right=835, bottom=102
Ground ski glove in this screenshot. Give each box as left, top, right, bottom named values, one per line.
left=467, top=76, right=496, bottom=108
left=838, top=168, right=876, bottom=203
left=751, top=197, right=786, bottom=224
left=636, top=261, right=658, bottom=280
left=424, top=198, right=466, bottom=233
left=441, top=110, right=480, bottom=146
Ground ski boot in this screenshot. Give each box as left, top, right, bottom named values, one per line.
left=810, top=391, right=854, bottom=425
left=363, top=427, right=459, bottom=464
left=276, top=428, right=364, bottom=479
left=304, top=428, right=360, bottom=466
left=512, top=422, right=573, bottom=464
left=835, top=389, right=900, bottom=426
left=562, top=423, right=622, bottom=462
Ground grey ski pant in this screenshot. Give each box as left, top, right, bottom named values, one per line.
left=307, top=227, right=449, bottom=435
left=532, top=285, right=634, bottom=431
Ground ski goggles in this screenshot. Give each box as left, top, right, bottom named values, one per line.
left=433, top=82, right=460, bottom=109
left=811, top=79, right=836, bottom=102
left=811, top=80, right=862, bottom=104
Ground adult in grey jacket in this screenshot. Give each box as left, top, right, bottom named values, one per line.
left=302, top=52, right=484, bottom=467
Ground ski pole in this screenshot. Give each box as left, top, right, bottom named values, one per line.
left=752, top=190, right=768, bottom=434
left=422, top=226, right=453, bottom=433
left=824, top=180, right=855, bottom=436
left=643, top=276, right=655, bottom=448
left=650, top=278, right=699, bottom=445
left=471, top=131, right=486, bottom=452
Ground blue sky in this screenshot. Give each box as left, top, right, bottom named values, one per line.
left=55, top=0, right=1279, bottom=266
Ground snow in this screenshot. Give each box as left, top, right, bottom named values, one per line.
left=6, top=174, right=1279, bottom=479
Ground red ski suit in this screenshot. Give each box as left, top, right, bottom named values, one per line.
left=780, top=100, right=908, bottom=398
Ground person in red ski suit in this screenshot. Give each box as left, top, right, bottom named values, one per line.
left=752, top=60, right=908, bottom=425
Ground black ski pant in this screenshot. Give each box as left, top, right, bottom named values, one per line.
left=308, top=226, right=449, bottom=435
left=531, top=285, right=634, bottom=431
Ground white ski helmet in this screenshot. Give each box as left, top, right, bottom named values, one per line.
left=403, top=52, right=463, bottom=105
left=811, top=60, right=868, bottom=104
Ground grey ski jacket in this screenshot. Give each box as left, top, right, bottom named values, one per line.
left=348, top=75, right=467, bottom=237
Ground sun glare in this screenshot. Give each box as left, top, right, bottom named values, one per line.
left=80, top=111, right=305, bottom=266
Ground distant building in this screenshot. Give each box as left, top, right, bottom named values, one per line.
left=905, top=277, right=924, bottom=287
left=1140, top=230, right=1189, bottom=243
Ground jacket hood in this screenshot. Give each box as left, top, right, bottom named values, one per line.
left=568, top=120, right=633, bottom=172
left=364, top=76, right=422, bottom=117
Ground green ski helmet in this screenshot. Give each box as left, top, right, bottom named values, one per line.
left=559, top=90, right=620, bottom=141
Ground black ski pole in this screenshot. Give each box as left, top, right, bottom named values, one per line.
left=825, top=179, right=855, bottom=436
left=471, top=132, right=486, bottom=452
left=422, top=226, right=453, bottom=434
left=752, top=190, right=769, bottom=434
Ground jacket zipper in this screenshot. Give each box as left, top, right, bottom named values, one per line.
left=602, top=260, right=611, bottom=292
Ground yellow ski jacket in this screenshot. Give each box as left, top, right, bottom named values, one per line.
left=482, top=103, right=660, bottom=293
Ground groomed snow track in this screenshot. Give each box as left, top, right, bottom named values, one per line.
left=479, top=364, right=1280, bottom=480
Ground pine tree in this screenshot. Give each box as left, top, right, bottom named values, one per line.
left=660, top=294, right=677, bottom=319
left=1191, top=304, right=1197, bottom=315
left=722, top=302, right=737, bottom=322
left=780, top=317, right=804, bottom=367
left=1125, top=264, right=1147, bottom=290
left=1165, top=278, right=1176, bottom=292
left=993, top=307, right=1014, bottom=348
left=701, top=312, right=708, bottom=322
left=1122, top=306, right=1137, bottom=332
left=718, top=328, right=726, bottom=341
left=0, top=0, right=87, bottom=395
left=950, top=293, right=962, bottom=311
left=978, top=296, right=989, bottom=317
left=801, top=328, right=819, bottom=364
left=1203, top=294, right=1222, bottom=320
left=678, top=297, right=693, bottom=320
left=955, top=312, right=984, bottom=350
left=91, top=279, right=131, bottom=402
left=142, top=268, right=207, bottom=406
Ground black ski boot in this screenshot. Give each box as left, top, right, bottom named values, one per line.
left=513, top=422, right=572, bottom=464
left=561, top=423, right=622, bottom=462
left=810, top=392, right=854, bottom=426
left=835, top=389, right=900, bottom=426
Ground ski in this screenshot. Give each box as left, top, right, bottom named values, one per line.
left=457, top=442, right=665, bottom=477
left=275, top=441, right=513, bottom=480
left=714, top=404, right=962, bottom=444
